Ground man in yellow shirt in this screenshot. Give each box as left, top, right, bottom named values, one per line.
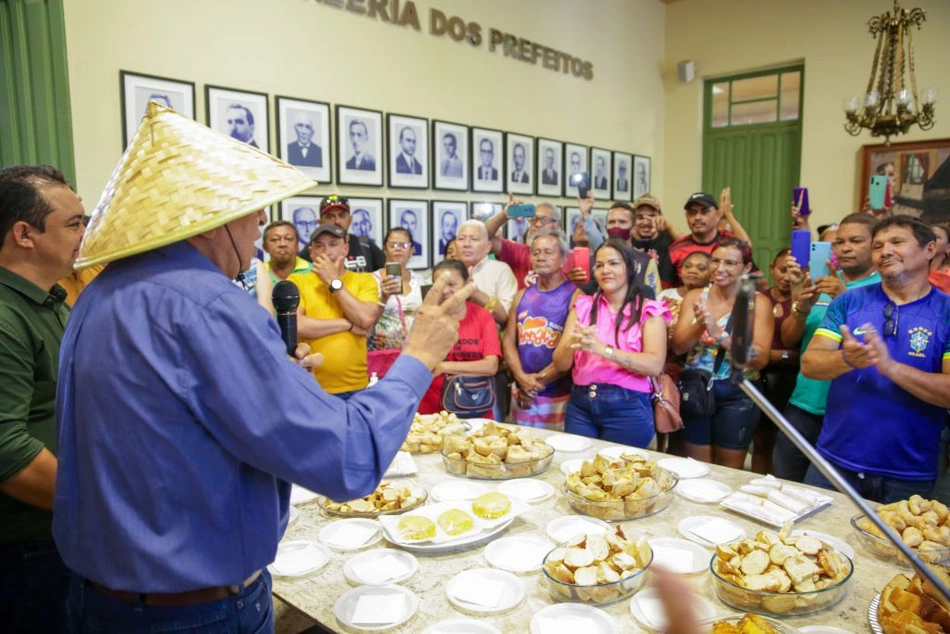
left=289, top=224, right=381, bottom=398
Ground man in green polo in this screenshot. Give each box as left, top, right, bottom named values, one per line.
left=0, top=165, right=86, bottom=632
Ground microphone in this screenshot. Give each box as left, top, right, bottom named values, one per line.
left=730, top=274, right=758, bottom=372
left=272, top=281, right=300, bottom=356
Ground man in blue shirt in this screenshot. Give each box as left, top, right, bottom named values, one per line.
left=54, top=103, right=471, bottom=632
left=802, top=216, right=950, bottom=503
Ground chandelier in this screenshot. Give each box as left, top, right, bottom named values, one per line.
left=843, top=0, right=936, bottom=143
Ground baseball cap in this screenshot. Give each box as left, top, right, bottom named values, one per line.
left=634, top=194, right=662, bottom=212
left=320, top=194, right=350, bottom=215
left=309, top=223, right=346, bottom=242
left=684, top=192, right=717, bottom=210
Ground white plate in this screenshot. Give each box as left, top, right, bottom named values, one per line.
left=268, top=540, right=331, bottom=577
left=559, top=458, right=587, bottom=475
left=646, top=537, right=710, bottom=574
left=343, top=549, right=419, bottom=586
left=546, top=516, right=611, bottom=544
left=675, top=478, right=732, bottom=503
left=378, top=501, right=527, bottom=554
left=334, top=584, right=418, bottom=632
left=496, top=479, right=555, bottom=504
left=530, top=603, right=621, bottom=634
left=801, top=627, right=856, bottom=634
left=484, top=535, right=554, bottom=574
left=445, top=568, right=525, bottom=615
left=290, top=484, right=319, bottom=505
left=791, top=529, right=855, bottom=560
left=422, top=619, right=503, bottom=634
left=545, top=434, right=592, bottom=452
left=868, top=591, right=883, bottom=634
left=383, top=451, right=418, bottom=477
left=657, top=457, right=710, bottom=479
left=319, top=518, right=382, bottom=551
left=597, top=446, right=648, bottom=461
left=630, top=587, right=718, bottom=631
left=431, top=480, right=489, bottom=503
left=677, top=515, right=746, bottom=548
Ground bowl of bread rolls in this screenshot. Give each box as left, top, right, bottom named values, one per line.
left=852, top=495, right=950, bottom=566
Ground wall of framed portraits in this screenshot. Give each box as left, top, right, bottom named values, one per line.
left=62, top=0, right=664, bottom=268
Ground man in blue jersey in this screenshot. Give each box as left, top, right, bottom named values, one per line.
left=773, top=213, right=880, bottom=482
left=801, top=216, right=950, bottom=503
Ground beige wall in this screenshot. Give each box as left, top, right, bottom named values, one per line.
left=64, top=0, right=666, bottom=214
left=664, top=0, right=950, bottom=231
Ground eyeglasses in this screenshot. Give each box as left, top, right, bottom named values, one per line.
left=386, top=241, right=412, bottom=250
left=529, top=216, right=556, bottom=226
left=883, top=301, right=898, bottom=338
left=709, top=258, right=741, bottom=269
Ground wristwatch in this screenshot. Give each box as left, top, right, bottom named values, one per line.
left=791, top=300, right=808, bottom=317
left=329, top=279, right=343, bottom=292
left=484, top=297, right=499, bottom=311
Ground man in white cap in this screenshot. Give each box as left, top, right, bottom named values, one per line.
left=53, top=103, right=471, bottom=632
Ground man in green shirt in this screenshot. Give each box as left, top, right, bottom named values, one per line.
left=0, top=165, right=85, bottom=632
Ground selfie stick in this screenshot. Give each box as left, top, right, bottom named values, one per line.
left=729, top=273, right=950, bottom=604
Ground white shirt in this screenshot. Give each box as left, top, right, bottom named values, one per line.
left=471, top=257, right=518, bottom=314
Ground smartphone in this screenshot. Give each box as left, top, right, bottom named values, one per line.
left=809, top=241, right=833, bottom=279
left=566, top=247, right=590, bottom=282
left=793, top=187, right=810, bottom=216
left=385, top=262, right=403, bottom=295
left=791, top=230, right=811, bottom=267
left=573, top=171, right=591, bottom=199
left=869, top=175, right=888, bottom=210
left=508, top=203, right=536, bottom=218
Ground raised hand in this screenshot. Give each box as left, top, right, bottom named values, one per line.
left=719, top=187, right=734, bottom=217
left=814, top=259, right=845, bottom=299
left=578, top=191, right=595, bottom=216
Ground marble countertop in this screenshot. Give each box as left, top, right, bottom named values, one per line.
left=273, top=428, right=902, bottom=633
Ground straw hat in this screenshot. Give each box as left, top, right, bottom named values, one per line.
left=76, top=101, right=315, bottom=268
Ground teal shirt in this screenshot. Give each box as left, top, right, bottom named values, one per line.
left=787, top=271, right=881, bottom=415
left=0, top=267, right=69, bottom=544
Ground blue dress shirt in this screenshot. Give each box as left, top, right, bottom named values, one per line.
left=53, top=242, right=432, bottom=592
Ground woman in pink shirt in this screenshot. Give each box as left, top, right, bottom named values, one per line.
left=553, top=238, right=671, bottom=447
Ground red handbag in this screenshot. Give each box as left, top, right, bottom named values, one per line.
left=650, top=373, right=683, bottom=433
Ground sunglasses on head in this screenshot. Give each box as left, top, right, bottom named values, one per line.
left=883, top=301, right=898, bottom=338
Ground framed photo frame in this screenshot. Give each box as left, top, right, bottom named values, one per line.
left=537, top=138, right=564, bottom=198
left=590, top=148, right=612, bottom=200
left=564, top=143, right=589, bottom=198
left=336, top=105, right=384, bottom=187
left=120, top=71, right=195, bottom=149
left=280, top=195, right=322, bottom=253
left=388, top=199, right=429, bottom=269
left=564, top=207, right=585, bottom=248
left=469, top=201, right=503, bottom=223
left=387, top=114, right=429, bottom=189
left=347, top=197, right=385, bottom=249
left=613, top=151, right=634, bottom=202
left=431, top=201, right=466, bottom=264
left=276, top=96, right=331, bottom=183
left=506, top=133, right=535, bottom=195
left=432, top=120, right=469, bottom=191
left=633, top=155, right=652, bottom=200
left=860, top=138, right=950, bottom=214
left=252, top=206, right=275, bottom=262
left=206, top=85, right=269, bottom=152
left=471, top=127, right=505, bottom=194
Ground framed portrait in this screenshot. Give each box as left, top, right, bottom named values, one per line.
left=347, top=197, right=385, bottom=249
left=590, top=148, right=612, bottom=200
left=280, top=195, right=322, bottom=253
left=276, top=96, right=331, bottom=183
left=432, top=120, right=469, bottom=191
left=564, top=143, right=589, bottom=198
left=506, top=133, right=534, bottom=195
left=536, top=138, right=564, bottom=198
left=471, top=127, right=505, bottom=194
left=564, top=206, right=586, bottom=248
left=336, top=105, right=384, bottom=187
left=120, top=71, right=195, bottom=149
left=613, top=152, right=633, bottom=202
left=860, top=138, right=950, bottom=214
left=431, top=201, right=466, bottom=264
left=469, top=201, right=503, bottom=223
left=388, top=199, right=429, bottom=270
left=633, top=155, right=652, bottom=200
left=387, top=113, right=429, bottom=189
left=206, top=85, right=269, bottom=152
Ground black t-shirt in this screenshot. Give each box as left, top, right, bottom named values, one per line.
left=297, top=234, right=385, bottom=273
left=636, top=233, right=676, bottom=288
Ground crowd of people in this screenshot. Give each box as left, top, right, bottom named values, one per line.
left=2, top=104, right=950, bottom=631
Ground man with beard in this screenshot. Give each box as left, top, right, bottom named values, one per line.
left=298, top=195, right=385, bottom=273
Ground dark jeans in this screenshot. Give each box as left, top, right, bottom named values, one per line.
left=0, top=538, right=70, bottom=633
left=66, top=570, right=273, bottom=633
left=772, top=404, right=824, bottom=483
left=682, top=379, right=760, bottom=450
left=565, top=384, right=654, bottom=448
left=805, top=462, right=935, bottom=505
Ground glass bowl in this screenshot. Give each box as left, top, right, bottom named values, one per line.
left=697, top=613, right=801, bottom=633
left=540, top=539, right=652, bottom=605
left=319, top=487, right=427, bottom=518
left=440, top=445, right=554, bottom=480
left=709, top=548, right=854, bottom=617
left=562, top=470, right=678, bottom=521
left=851, top=513, right=950, bottom=565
